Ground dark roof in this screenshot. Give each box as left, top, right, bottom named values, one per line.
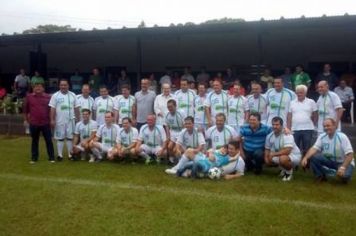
left=1, top=14, right=356, bottom=45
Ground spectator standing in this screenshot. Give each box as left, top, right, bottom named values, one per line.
left=334, top=80, right=354, bottom=122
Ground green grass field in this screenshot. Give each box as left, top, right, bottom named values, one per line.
left=1, top=135, right=356, bottom=236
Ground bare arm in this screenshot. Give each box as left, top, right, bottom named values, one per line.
left=287, top=112, right=292, bottom=130
left=301, top=147, right=318, bottom=167
left=50, top=107, right=56, bottom=129
left=335, top=108, right=343, bottom=126
left=205, top=106, right=212, bottom=127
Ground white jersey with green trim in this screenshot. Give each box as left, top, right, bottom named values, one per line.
left=205, top=125, right=238, bottom=150
left=204, top=90, right=228, bottom=123
left=114, top=95, right=136, bottom=124
left=138, top=124, right=167, bottom=147
left=74, top=119, right=97, bottom=140
left=76, top=94, right=94, bottom=113
left=265, top=132, right=301, bottom=157
left=313, top=132, right=354, bottom=166
left=266, top=88, right=296, bottom=126
left=176, top=128, right=205, bottom=149
left=247, top=94, right=268, bottom=124
left=316, top=91, right=343, bottom=133
left=49, top=91, right=79, bottom=125
left=228, top=95, right=248, bottom=126
left=96, top=123, right=120, bottom=148
left=174, top=89, right=196, bottom=118
left=93, top=96, right=115, bottom=127
left=164, top=111, right=185, bottom=132
left=194, top=95, right=207, bottom=124
left=116, top=127, right=139, bottom=147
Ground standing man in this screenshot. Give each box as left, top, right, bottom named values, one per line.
left=117, top=69, right=131, bottom=92
left=265, top=117, right=301, bottom=181
left=31, top=70, right=45, bottom=87
left=301, top=118, right=354, bottom=183
left=280, top=67, right=292, bottom=89
left=114, top=85, right=136, bottom=126
left=334, top=80, right=354, bottom=122
left=72, top=109, right=97, bottom=160
left=70, top=69, right=83, bottom=95
left=205, top=113, right=238, bottom=150
left=93, top=85, right=115, bottom=127
left=239, top=112, right=272, bottom=175
left=291, top=65, right=311, bottom=90
left=196, top=67, right=210, bottom=85
left=265, top=77, right=296, bottom=126
left=316, top=63, right=338, bottom=90
left=49, top=79, right=80, bottom=161
left=260, top=69, right=274, bottom=90
left=181, top=67, right=195, bottom=83
left=194, top=83, right=208, bottom=132
left=227, top=84, right=249, bottom=134
left=316, top=81, right=343, bottom=134
left=287, top=85, right=318, bottom=155
left=136, top=114, right=167, bottom=164
left=154, top=83, right=175, bottom=125
left=88, top=68, right=103, bottom=98
left=174, top=78, right=196, bottom=118
left=14, top=68, right=30, bottom=99
left=134, top=78, right=156, bottom=131
left=204, top=79, right=228, bottom=127
left=23, top=83, right=55, bottom=163
left=76, top=84, right=94, bottom=119
left=247, top=81, right=268, bottom=124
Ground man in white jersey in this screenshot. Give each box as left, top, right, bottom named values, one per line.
left=72, top=109, right=97, bottom=160
left=302, top=118, right=354, bottom=183
left=164, top=99, right=185, bottom=163
left=205, top=113, right=238, bottom=150
left=49, top=79, right=80, bottom=161
left=76, top=84, right=94, bottom=119
left=135, top=114, right=167, bottom=164
left=265, top=116, right=301, bottom=181
left=165, top=116, right=205, bottom=175
left=108, top=117, right=139, bottom=161
left=316, top=80, right=343, bottom=134
left=204, top=79, right=228, bottom=126
left=89, top=111, right=120, bottom=163
left=154, top=83, right=175, bottom=125
left=194, top=83, right=208, bottom=132
left=93, top=85, right=115, bottom=127
left=227, top=84, right=249, bottom=134
left=265, top=77, right=296, bottom=126
left=114, top=85, right=136, bottom=126
left=174, top=78, right=196, bottom=118
left=247, top=81, right=268, bottom=124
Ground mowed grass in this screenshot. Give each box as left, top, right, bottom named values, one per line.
left=1, top=136, right=356, bottom=236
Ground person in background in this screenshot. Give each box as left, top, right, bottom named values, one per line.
left=148, top=73, right=158, bottom=93
left=160, top=70, right=172, bottom=86
left=117, top=69, right=131, bottom=92
left=14, top=68, right=30, bottom=99
left=223, top=67, right=236, bottom=90
left=334, top=80, right=354, bottom=122
left=260, top=68, right=274, bottom=90
left=196, top=66, right=210, bottom=86
left=316, top=63, right=338, bottom=90
left=171, top=71, right=181, bottom=92
left=23, top=83, right=54, bottom=163
left=291, top=65, right=311, bottom=90
left=181, top=66, right=195, bottom=83
left=88, top=68, right=103, bottom=98
left=70, top=69, right=83, bottom=94
left=280, top=67, right=292, bottom=89
left=31, top=70, right=45, bottom=87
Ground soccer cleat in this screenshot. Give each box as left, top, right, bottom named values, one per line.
left=49, top=160, right=55, bottom=163
left=165, top=168, right=177, bottom=175
left=279, top=169, right=286, bottom=177
left=29, top=160, right=36, bottom=164
left=89, top=156, right=95, bottom=163
left=57, top=156, right=63, bottom=162
left=145, top=157, right=152, bottom=165
left=282, top=173, right=293, bottom=181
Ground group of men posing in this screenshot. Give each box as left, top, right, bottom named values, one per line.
left=24, top=75, right=354, bottom=183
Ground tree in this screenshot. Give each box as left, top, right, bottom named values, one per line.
left=184, top=22, right=195, bottom=26
left=22, top=24, right=77, bottom=34
left=200, top=17, right=245, bottom=25
left=138, top=20, right=146, bottom=28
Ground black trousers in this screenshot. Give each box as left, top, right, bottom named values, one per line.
left=30, top=124, right=55, bottom=161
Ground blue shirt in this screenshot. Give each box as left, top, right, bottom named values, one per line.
left=240, top=124, right=272, bottom=152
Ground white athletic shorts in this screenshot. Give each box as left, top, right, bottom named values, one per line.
left=170, top=130, right=180, bottom=142
left=272, top=154, right=301, bottom=167
left=97, top=143, right=114, bottom=154
left=140, top=144, right=162, bottom=156
left=54, top=121, right=75, bottom=140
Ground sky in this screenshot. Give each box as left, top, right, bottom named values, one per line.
left=1, top=0, right=356, bottom=34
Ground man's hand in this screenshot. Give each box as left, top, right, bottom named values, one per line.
left=337, top=166, right=346, bottom=178
left=301, top=158, right=308, bottom=168
left=50, top=120, right=56, bottom=129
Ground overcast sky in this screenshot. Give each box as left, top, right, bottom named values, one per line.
left=1, top=0, right=356, bottom=34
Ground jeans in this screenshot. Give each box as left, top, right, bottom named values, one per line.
left=293, top=130, right=314, bottom=154
left=310, top=154, right=354, bottom=181
left=244, top=148, right=264, bottom=173
left=30, top=124, right=55, bottom=161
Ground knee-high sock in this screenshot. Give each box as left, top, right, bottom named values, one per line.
left=174, top=154, right=189, bottom=170
left=139, top=151, right=150, bottom=160
left=57, top=140, right=64, bottom=157
left=66, top=140, right=73, bottom=157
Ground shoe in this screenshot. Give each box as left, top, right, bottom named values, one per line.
left=145, top=157, right=152, bottom=165
left=80, top=155, right=86, bottom=161
left=279, top=169, right=286, bottom=177
left=49, top=160, right=55, bottom=163
left=69, top=156, right=77, bottom=161
left=156, top=158, right=161, bottom=164
left=165, top=168, right=177, bottom=175
left=282, top=173, right=293, bottom=181
left=29, top=160, right=36, bottom=164
left=89, top=156, right=95, bottom=163
left=95, top=158, right=102, bottom=163
left=57, top=156, right=63, bottom=162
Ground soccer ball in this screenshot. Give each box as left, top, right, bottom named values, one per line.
left=208, top=167, right=222, bottom=180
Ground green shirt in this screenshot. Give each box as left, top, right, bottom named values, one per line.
left=31, top=76, right=45, bottom=86
left=88, top=75, right=102, bottom=91
left=291, top=72, right=311, bottom=89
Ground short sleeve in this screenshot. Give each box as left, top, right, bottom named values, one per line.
left=74, top=123, right=80, bottom=135
left=48, top=94, right=56, bottom=108
left=198, top=132, right=206, bottom=145
left=313, top=135, right=323, bottom=151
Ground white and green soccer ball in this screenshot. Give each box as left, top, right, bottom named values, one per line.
left=208, top=167, right=222, bottom=180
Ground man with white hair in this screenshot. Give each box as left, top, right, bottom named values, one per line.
left=154, top=83, right=175, bottom=125
left=287, top=84, right=318, bottom=155
left=316, top=80, right=343, bottom=134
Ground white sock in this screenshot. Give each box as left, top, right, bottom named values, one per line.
left=91, top=148, right=102, bottom=159
left=66, top=140, right=73, bottom=157
left=57, top=141, right=64, bottom=157
left=285, top=169, right=293, bottom=175
left=175, top=154, right=189, bottom=170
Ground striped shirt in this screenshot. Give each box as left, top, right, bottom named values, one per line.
left=240, top=124, right=272, bottom=152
